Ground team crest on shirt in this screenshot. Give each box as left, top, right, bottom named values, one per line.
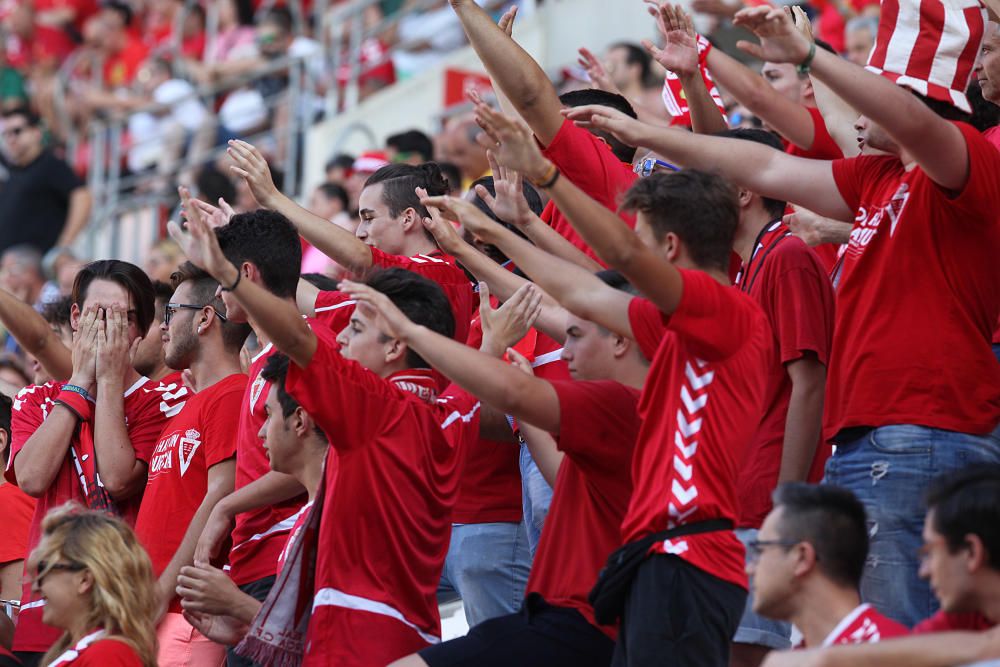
left=177, top=429, right=202, bottom=476
left=848, top=183, right=911, bottom=255
left=249, top=374, right=267, bottom=411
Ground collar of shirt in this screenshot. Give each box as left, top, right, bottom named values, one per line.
left=388, top=369, right=438, bottom=403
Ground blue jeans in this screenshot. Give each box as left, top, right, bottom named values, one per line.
left=438, top=521, right=531, bottom=628
left=732, top=528, right=793, bottom=649
left=824, top=423, right=1000, bottom=627
left=519, top=444, right=553, bottom=558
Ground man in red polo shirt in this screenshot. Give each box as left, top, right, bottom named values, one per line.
left=4, top=260, right=172, bottom=663
left=134, top=263, right=250, bottom=667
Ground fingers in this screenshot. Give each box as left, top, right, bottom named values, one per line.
left=474, top=183, right=498, bottom=212
left=478, top=282, right=492, bottom=320
left=735, top=40, right=765, bottom=59
left=485, top=149, right=501, bottom=180
left=219, top=198, right=235, bottom=218
left=497, top=5, right=516, bottom=36
left=505, top=347, right=534, bottom=374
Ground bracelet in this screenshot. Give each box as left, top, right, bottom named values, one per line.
left=536, top=167, right=561, bottom=190
left=222, top=269, right=242, bottom=292
left=796, top=42, right=816, bottom=74
left=61, top=384, right=95, bottom=403
left=529, top=162, right=558, bottom=188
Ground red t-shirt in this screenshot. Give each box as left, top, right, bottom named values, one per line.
left=527, top=380, right=640, bottom=638
left=228, top=328, right=333, bottom=586
left=539, top=120, right=638, bottom=263
left=785, top=106, right=844, bottom=161
left=141, top=370, right=190, bottom=419
left=134, top=373, right=245, bottom=613
left=912, top=610, right=994, bottom=634
left=0, top=482, right=35, bottom=564
left=813, top=604, right=909, bottom=647
left=621, top=270, right=772, bottom=589
left=829, top=122, right=1000, bottom=435
left=275, top=501, right=313, bottom=573
left=103, top=36, right=149, bottom=88
left=5, top=378, right=171, bottom=653
left=733, top=222, right=836, bottom=528
left=45, top=633, right=142, bottom=666
left=982, top=126, right=1000, bottom=346
left=286, top=336, right=477, bottom=666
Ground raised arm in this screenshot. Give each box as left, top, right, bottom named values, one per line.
left=448, top=0, right=565, bottom=144
left=0, top=288, right=72, bottom=381
left=226, top=141, right=373, bottom=272
left=563, top=104, right=853, bottom=220
left=734, top=5, right=969, bottom=190
left=344, top=280, right=563, bottom=434
left=169, top=189, right=318, bottom=368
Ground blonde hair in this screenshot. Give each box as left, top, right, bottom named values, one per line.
left=28, top=503, right=158, bottom=667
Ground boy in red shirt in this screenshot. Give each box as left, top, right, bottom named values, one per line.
left=564, top=5, right=1000, bottom=627
left=345, top=267, right=648, bottom=667
left=748, top=483, right=907, bottom=649
left=134, top=263, right=250, bottom=666
left=4, top=260, right=173, bottom=662
left=471, top=102, right=772, bottom=666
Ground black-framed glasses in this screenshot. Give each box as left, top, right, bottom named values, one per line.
left=746, top=539, right=800, bottom=562
left=164, top=302, right=228, bottom=326
left=35, top=561, right=86, bottom=585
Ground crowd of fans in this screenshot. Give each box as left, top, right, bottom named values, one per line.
left=0, top=0, right=999, bottom=666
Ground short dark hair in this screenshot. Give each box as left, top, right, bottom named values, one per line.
left=610, top=42, right=654, bottom=87
left=41, top=295, right=73, bottom=329
left=151, top=280, right=174, bottom=322
left=260, top=353, right=327, bottom=441
left=102, top=0, right=134, bottom=27
left=260, top=6, right=293, bottom=34
left=911, top=89, right=972, bottom=123
left=559, top=89, right=638, bottom=162
left=434, top=162, right=462, bottom=194
left=0, top=392, right=11, bottom=465
left=386, top=130, right=435, bottom=163
left=364, top=162, right=450, bottom=220
left=773, top=483, right=869, bottom=588
left=927, top=465, right=1000, bottom=571
left=1, top=107, right=41, bottom=127
left=325, top=153, right=355, bottom=173
left=716, top=128, right=787, bottom=219
left=966, top=82, right=1000, bottom=133
left=169, top=262, right=251, bottom=353
left=596, top=269, right=639, bottom=296
left=215, top=210, right=302, bottom=298
left=72, top=260, right=156, bottom=335
left=365, top=268, right=454, bottom=369
left=196, top=165, right=237, bottom=206
left=315, top=182, right=349, bottom=211
left=300, top=272, right=340, bottom=291
left=621, top=170, right=739, bottom=272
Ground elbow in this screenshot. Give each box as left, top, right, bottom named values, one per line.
left=101, top=469, right=142, bottom=501
left=18, top=476, right=46, bottom=498
left=597, top=232, right=644, bottom=274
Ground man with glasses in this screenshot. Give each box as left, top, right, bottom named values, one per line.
left=134, top=262, right=251, bottom=667
left=0, top=109, right=91, bottom=256
left=748, top=483, right=906, bottom=650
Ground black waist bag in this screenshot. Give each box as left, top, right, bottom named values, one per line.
left=588, top=518, right=734, bottom=626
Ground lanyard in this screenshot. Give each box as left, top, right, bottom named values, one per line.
left=739, top=222, right=790, bottom=294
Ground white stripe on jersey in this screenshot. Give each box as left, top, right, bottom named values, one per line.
left=313, top=587, right=441, bottom=645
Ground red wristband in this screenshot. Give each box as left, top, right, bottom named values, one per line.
left=56, top=390, right=95, bottom=422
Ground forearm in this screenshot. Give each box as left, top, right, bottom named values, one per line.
left=520, top=214, right=603, bottom=272
left=13, top=409, right=78, bottom=496
left=793, top=631, right=999, bottom=667
left=94, top=384, right=142, bottom=499
left=297, top=279, right=321, bottom=317
left=519, top=423, right=562, bottom=487
left=778, top=367, right=825, bottom=483
left=270, top=196, right=371, bottom=273
left=810, top=77, right=860, bottom=157
left=0, top=289, right=73, bottom=380
left=58, top=189, right=91, bottom=247
left=217, top=470, right=305, bottom=519
left=405, top=324, right=560, bottom=432
left=706, top=49, right=815, bottom=148
left=680, top=71, right=729, bottom=135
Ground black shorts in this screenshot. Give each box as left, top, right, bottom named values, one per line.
left=612, top=554, right=747, bottom=667
left=227, top=575, right=277, bottom=667
left=419, top=593, right=614, bottom=667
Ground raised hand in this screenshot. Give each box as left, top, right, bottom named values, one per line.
left=505, top=346, right=536, bottom=377
left=470, top=93, right=551, bottom=181
left=190, top=197, right=236, bottom=229
left=419, top=191, right=504, bottom=242
left=69, top=304, right=100, bottom=389
left=560, top=104, right=649, bottom=147
left=95, top=305, right=138, bottom=385
left=577, top=47, right=620, bottom=94
left=340, top=280, right=415, bottom=341
left=168, top=186, right=237, bottom=284
left=733, top=5, right=811, bottom=65
left=789, top=5, right=815, bottom=43
left=497, top=4, right=517, bottom=37
left=414, top=188, right=467, bottom=255
left=479, top=282, right=542, bottom=357
left=642, top=3, right=699, bottom=77
left=474, top=152, right=533, bottom=227
left=226, top=140, right=282, bottom=209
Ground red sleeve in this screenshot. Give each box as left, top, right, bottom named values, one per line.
left=436, top=385, right=481, bottom=451
left=126, top=392, right=171, bottom=464
left=551, top=379, right=638, bottom=472
left=203, top=380, right=245, bottom=467
left=911, top=611, right=994, bottom=634
left=944, top=122, right=1000, bottom=219
left=369, top=247, right=411, bottom=269
left=541, top=119, right=637, bottom=206
left=75, top=638, right=143, bottom=666
left=313, top=290, right=356, bottom=334
left=762, top=245, right=834, bottom=366
left=831, top=154, right=881, bottom=214
left=627, top=297, right=668, bottom=362
left=5, top=384, right=56, bottom=485
left=285, top=334, right=404, bottom=452
left=804, top=107, right=843, bottom=159
left=667, top=269, right=763, bottom=361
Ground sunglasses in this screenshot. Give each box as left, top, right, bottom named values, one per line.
left=35, top=560, right=86, bottom=585
left=164, top=302, right=228, bottom=326
left=634, top=157, right=679, bottom=178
